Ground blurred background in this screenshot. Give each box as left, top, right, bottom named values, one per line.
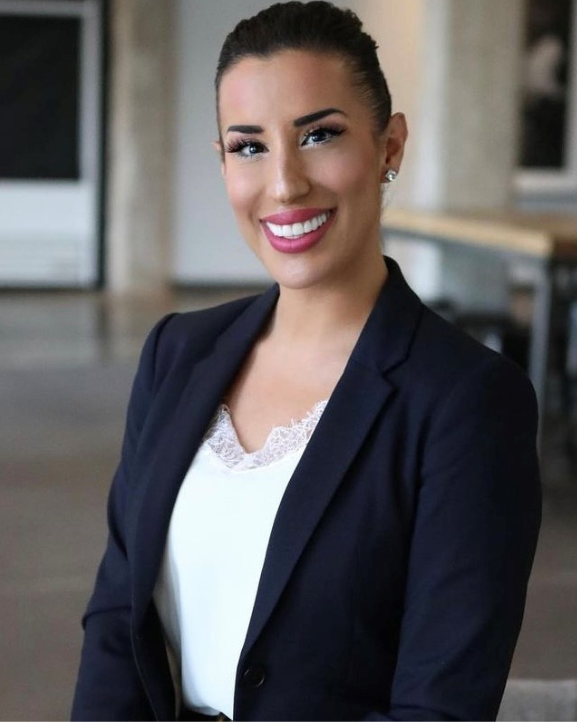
left=1, top=0, right=576, bottom=719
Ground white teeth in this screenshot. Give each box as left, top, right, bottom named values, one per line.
left=266, top=211, right=330, bottom=239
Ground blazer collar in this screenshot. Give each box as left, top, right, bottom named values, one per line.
left=131, top=257, right=422, bottom=639
left=210, top=256, right=420, bottom=377
left=352, top=256, right=422, bottom=374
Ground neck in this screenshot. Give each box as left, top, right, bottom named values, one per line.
left=269, top=252, right=388, bottom=354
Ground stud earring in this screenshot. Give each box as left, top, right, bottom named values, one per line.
left=383, top=169, right=398, bottom=183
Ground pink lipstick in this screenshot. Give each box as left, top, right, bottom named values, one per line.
left=260, top=207, right=336, bottom=254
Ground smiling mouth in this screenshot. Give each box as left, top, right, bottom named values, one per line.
left=263, top=210, right=333, bottom=240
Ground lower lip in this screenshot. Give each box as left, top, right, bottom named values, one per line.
left=261, top=211, right=336, bottom=254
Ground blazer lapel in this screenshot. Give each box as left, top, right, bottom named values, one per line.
left=240, top=361, right=394, bottom=659
left=240, top=257, right=423, bottom=659
left=131, top=286, right=279, bottom=629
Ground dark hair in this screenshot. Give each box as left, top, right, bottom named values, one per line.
left=215, top=1, right=392, bottom=133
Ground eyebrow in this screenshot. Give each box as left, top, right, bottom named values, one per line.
left=225, top=108, right=347, bottom=134
left=226, top=124, right=264, bottom=134
left=293, top=107, right=347, bottom=127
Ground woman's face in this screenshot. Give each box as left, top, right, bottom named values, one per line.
left=217, top=50, right=407, bottom=291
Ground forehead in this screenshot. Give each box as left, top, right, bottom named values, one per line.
left=218, top=50, right=367, bottom=126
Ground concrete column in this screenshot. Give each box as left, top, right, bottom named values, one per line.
left=106, top=0, right=174, bottom=293
left=360, top=0, right=526, bottom=308
left=443, top=0, right=525, bottom=209
left=368, top=0, right=525, bottom=211
left=439, top=0, right=525, bottom=309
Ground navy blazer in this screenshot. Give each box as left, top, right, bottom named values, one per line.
left=72, top=258, right=541, bottom=721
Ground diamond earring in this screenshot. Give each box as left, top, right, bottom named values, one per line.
left=383, top=169, right=398, bottom=182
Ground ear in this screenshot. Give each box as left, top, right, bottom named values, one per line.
left=379, top=112, right=408, bottom=180
left=212, top=139, right=225, bottom=176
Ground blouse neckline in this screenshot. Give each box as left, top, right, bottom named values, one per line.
left=202, top=399, right=329, bottom=471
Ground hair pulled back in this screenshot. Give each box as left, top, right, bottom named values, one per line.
left=215, top=1, right=392, bottom=133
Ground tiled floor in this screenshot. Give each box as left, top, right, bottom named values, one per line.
left=1, top=288, right=576, bottom=720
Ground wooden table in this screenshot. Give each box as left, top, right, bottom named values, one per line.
left=383, top=207, right=577, bottom=426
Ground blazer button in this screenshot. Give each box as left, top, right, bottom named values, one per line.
left=242, top=664, right=266, bottom=688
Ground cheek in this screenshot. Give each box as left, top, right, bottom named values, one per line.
left=224, top=169, right=260, bottom=221
left=345, top=151, right=381, bottom=196
left=314, top=147, right=380, bottom=203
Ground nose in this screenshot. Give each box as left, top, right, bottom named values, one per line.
left=269, top=148, right=311, bottom=204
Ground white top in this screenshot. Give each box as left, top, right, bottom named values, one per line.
left=153, top=400, right=328, bottom=719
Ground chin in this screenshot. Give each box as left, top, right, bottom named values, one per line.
left=248, top=228, right=358, bottom=291
left=266, top=264, right=319, bottom=290
left=263, top=253, right=341, bottom=291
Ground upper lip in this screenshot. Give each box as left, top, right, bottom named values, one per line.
left=261, top=208, right=334, bottom=225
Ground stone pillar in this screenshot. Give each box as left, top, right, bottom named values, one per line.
left=439, top=0, right=525, bottom=310
left=375, top=0, right=525, bottom=211
left=362, top=0, right=526, bottom=309
left=442, top=0, right=525, bottom=209
left=106, top=0, right=174, bottom=293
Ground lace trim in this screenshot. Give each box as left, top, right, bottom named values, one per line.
left=203, top=399, right=329, bottom=471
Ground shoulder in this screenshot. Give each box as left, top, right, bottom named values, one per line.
left=362, top=256, right=535, bottom=421
left=392, top=298, right=537, bottom=424
left=142, top=291, right=268, bottom=382
left=411, top=302, right=504, bottom=377
left=407, top=304, right=537, bottom=435
left=161, top=292, right=262, bottom=347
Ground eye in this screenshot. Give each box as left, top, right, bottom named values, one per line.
left=301, top=126, right=345, bottom=147
left=224, top=139, right=267, bottom=160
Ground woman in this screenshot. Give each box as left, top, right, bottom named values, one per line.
left=72, top=3, right=541, bottom=720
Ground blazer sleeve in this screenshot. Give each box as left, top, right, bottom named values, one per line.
left=71, top=313, right=176, bottom=721
left=373, top=355, right=541, bottom=721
